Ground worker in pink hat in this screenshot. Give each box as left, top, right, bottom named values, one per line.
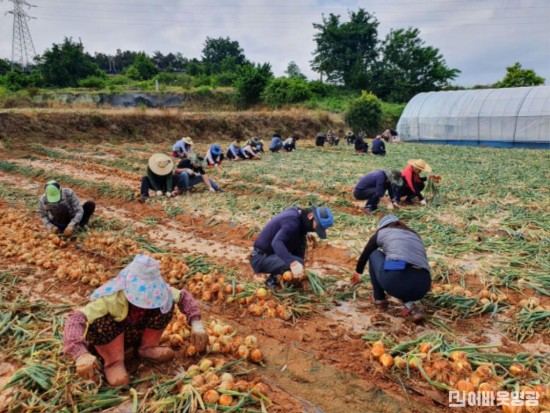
left=63, top=254, right=207, bottom=386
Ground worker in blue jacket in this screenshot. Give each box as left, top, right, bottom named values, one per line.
left=269, top=134, right=284, bottom=153
left=371, top=135, right=386, bottom=156
left=249, top=205, right=334, bottom=289
left=353, top=170, right=402, bottom=213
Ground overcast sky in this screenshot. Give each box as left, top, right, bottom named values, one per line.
left=1, top=0, right=548, bottom=87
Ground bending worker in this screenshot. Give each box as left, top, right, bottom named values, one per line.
left=249, top=205, right=334, bottom=289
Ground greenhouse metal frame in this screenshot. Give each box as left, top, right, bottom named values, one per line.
left=397, top=86, right=550, bottom=149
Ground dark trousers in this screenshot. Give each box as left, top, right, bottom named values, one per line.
left=398, top=182, right=425, bottom=201
left=368, top=250, right=431, bottom=302
left=227, top=150, right=245, bottom=160
left=50, top=201, right=95, bottom=231
left=249, top=250, right=304, bottom=276
left=283, top=143, right=296, bottom=151
left=176, top=173, right=219, bottom=192
left=353, top=187, right=379, bottom=209
left=141, top=176, right=171, bottom=198
left=372, top=150, right=386, bottom=156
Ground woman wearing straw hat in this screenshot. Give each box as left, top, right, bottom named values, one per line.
left=140, top=153, right=175, bottom=202
left=397, top=159, right=432, bottom=206
left=352, top=215, right=431, bottom=322
left=172, top=137, right=195, bottom=159
left=205, top=144, right=224, bottom=167
left=63, top=254, right=208, bottom=386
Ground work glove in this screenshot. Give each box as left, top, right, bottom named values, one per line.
left=290, top=261, right=305, bottom=280
left=351, top=271, right=361, bottom=285
left=420, top=199, right=427, bottom=206
left=156, top=191, right=163, bottom=197
left=75, top=353, right=98, bottom=380
left=166, top=191, right=172, bottom=198
left=50, top=226, right=59, bottom=234
left=63, top=226, right=75, bottom=237
left=190, top=319, right=208, bottom=353
left=208, top=187, right=216, bottom=193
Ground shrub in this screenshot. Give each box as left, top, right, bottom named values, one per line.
left=194, top=86, right=212, bottom=96
left=345, top=91, right=382, bottom=135
left=155, top=72, right=192, bottom=88
left=79, top=76, right=107, bottom=89
left=262, top=77, right=312, bottom=108
left=234, top=63, right=273, bottom=107
left=308, top=80, right=331, bottom=97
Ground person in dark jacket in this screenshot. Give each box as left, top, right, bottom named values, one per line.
left=140, top=154, right=175, bottom=203
left=353, top=170, right=402, bottom=213
left=327, top=129, right=340, bottom=146
left=283, top=135, right=298, bottom=152
left=174, top=154, right=220, bottom=194
left=39, top=180, right=95, bottom=236
left=371, top=135, right=386, bottom=156
left=354, top=135, right=369, bottom=153
left=346, top=131, right=356, bottom=145
left=352, top=215, right=431, bottom=322
left=227, top=139, right=246, bottom=160
left=397, top=159, right=432, bottom=206
left=315, top=133, right=327, bottom=147
left=269, top=134, right=284, bottom=153
left=249, top=205, right=334, bottom=289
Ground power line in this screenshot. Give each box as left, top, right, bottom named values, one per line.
left=4, top=0, right=37, bottom=68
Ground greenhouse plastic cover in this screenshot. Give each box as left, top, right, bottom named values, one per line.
left=397, top=86, right=550, bottom=148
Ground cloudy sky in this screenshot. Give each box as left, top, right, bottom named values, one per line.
left=1, top=0, right=548, bottom=87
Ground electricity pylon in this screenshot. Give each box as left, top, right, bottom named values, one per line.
left=5, top=0, right=37, bottom=68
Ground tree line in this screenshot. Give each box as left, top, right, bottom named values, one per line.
left=0, top=7, right=545, bottom=106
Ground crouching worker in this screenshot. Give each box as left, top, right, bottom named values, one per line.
left=63, top=254, right=208, bottom=386
left=249, top=205, right=334, bottom=289
left=353, top=170, right=402, bottom=213
left=174, top=154, right=220, bottom=194
left=40, top=180, right=95, bottom=236
left=140, top=153, right=175, bottom=202
left=205, top=144, right=224, bottom=167
left=352, top=215, right=431, bottom=322
left=397, top=159, right=432, bottom=206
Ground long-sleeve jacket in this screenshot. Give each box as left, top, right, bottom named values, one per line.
left=172, top=141, right=193, bottom=158
left=371, top=138, right=386, bottom=154
left=63, top=288, right=200, bottom=359
left=354, top=170, right=397, bottom=203
left=355, top=227, right=430, bottom=274
left=253, top=207, right=308, bottom=266
left=228, top=142, right=241, bottom=158
left=146, top=167, right=174, bottom=192
left=39, top=189, right=83, bottom=230
left=402, top=165, right=427, bottom=201
left=269, top=137, right=283, bottom=151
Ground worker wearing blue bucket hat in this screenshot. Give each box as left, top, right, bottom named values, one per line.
left=250, top=205, right=334, bottom=289
left=352, top=215, right=431, bottom=322
left=205, top=144, right=224, bottom=167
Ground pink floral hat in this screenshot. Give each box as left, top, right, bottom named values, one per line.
left=91, top=254, right=173, bottom=313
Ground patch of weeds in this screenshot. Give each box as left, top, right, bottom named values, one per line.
left=142, top=216, right=159, bottom=226
left=164, top=205, right=185, bottom=218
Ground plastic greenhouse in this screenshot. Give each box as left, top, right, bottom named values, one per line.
left=397, top=86, right=550, bottom=149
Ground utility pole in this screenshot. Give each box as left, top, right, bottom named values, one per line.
left=4, top=0, right=37, bottom=69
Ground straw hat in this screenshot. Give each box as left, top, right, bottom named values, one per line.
left=91, top=254, right=173, bottom=313
left=407, top=159, right=432, bottom=173
left=181, top=137, right=194, bottom=146
left=148, top=153, right=174, bottom=176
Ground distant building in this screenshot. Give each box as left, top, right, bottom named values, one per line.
left=397, top=86, right=550, bottom=149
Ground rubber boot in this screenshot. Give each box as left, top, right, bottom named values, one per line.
left=138, top=328, right=175, bottom=362
left=94, top=333, right=129, bottom=387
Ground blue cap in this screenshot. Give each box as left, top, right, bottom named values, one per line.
left=211, top=144, right=222, bottom=156
left=378, top=215, right=399, bottom=229
left=312, top=206, right=334, bottom=239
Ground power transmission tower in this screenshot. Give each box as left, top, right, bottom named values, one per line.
left=5, top=0, right=37, bottom=69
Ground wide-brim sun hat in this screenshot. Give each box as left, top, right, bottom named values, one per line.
left=45, top=180, right=61, bottom=203
left=312, top=205, right=334, bottom=240
left=90, top=254, right=173, bottom=313
left=407, top=159, right=432, bottom=173
left=181, top=137, right=194, bottom=146
left=210, top=145, right=222, bottom=156
left=378, top=215, right=399, bottom=230
left=384, top=169, right=403, bottom=187
left=148, top=153, right=174, bottom=176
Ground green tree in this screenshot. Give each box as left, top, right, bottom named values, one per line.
left=39, top=38, right=103, bottom=87
left=202, top=37, right=248, bottom=74
left=345, top=91, right=382, bottom=135
left=493, top=62, right=545, bottom=88
left=372, top=28, right=460, bottom=103
left=0, top=58, right=11, bottom=76
left=262, top=77, right=312, bottom=108
left=311, top=9, right=379, bottom=88
left=234, top=63, right=273, bottom=107
left=126, top=52, right=158, bottom=80
left=285, top=61, right=307, bottom=80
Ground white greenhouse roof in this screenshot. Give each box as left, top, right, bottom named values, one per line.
left=397, top=86, right=550, bottom=148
